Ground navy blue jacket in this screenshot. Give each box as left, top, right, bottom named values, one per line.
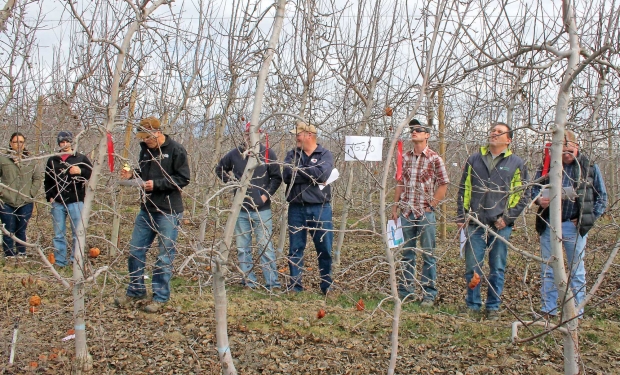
left=215, top=144, right=282, bottom=211
left=283, top=144, right=333, bottom=204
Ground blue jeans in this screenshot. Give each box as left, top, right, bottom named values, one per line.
left=51, top=201, right=84, bottom=267
left=398, top=211, right=437, bottom=301
left=287, top=203, right=333, bottom=293
left=465, top=224, right=512, bottom=311
left=234, top=208, right=280, bottom=289
left=126, top=209, right=181, bottom=303
left=0, top=203, right=33, bottom=256
left=540, top=221, right=587, bottom=316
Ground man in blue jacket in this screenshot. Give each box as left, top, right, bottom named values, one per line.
left=215, top=123, right=282, bottom=290
left=531, top=130, right=607, bottom=319
left=115, top=116, right=190, bottom=313
left=283, top=121, right=334, bottom=295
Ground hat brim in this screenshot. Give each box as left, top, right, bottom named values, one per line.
left=136, top=131, right=150, bottom=139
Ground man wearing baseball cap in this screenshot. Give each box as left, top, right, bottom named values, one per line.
left=392, top=119, right=449, bottom=306
left=283, top=121, right=334, bottom=295
left=44, top=131, right=93, bottom=267
left=116, top=116, right=190, bottom=313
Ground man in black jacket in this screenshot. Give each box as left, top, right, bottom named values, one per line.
left=44, top=131, right=92, bottom=267
left=115, top=117, right=190, bottom=313
left=215, top=122, right=282, bottom=290
left=283, top=121, right=334, bottom=295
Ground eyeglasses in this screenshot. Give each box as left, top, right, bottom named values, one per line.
left=411, top=128, right=428, bottom=133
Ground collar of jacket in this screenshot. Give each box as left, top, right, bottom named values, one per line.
left=295, top=143, right=327, bottom=156
left=140, top=134, right=170, bottom=151
left=480, top=146, right=512, bottom=157
left=238, top=144, right=266, bottom=154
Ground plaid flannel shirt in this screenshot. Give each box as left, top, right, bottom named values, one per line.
left=397, top=146, right=449, bottom=218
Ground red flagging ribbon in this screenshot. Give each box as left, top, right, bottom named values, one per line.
left=396, top=140, right=403, bottom=180
left=265, top=133, right=269, bottom=162
left=107, top=132, right=115, bottom=172
left=542, top=142, right=551, bottom=176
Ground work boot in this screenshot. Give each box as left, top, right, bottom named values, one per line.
left=114, top=294, right=147, bottom=309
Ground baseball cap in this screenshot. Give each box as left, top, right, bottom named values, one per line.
left=290, top=121, right=317, bottom=135
left=136, top=117, right=161, bottom=139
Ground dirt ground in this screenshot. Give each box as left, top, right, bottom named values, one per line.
left=0, top=208, right=619, bottom=375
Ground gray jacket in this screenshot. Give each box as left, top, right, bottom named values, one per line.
left=457, top=146, right=528, bottom=227
left=0, top=152, right=43, bottom=207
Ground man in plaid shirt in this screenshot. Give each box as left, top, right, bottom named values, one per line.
left=392, top=119, right=449, bottom=306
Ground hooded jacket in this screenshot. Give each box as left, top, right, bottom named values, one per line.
left=0, top=151, right=43, bottom=207
left=457, top=146, right=528, bottom=227
left=215, top=144, right=282, bottom=211
left=45, top=152, right=92, bottom=204
left=283, top=144, right=333, bottom=204
left=135, top=135, right=190, bottom=214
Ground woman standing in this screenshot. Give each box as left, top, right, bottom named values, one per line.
left=0, top=132, right=43, bottom=258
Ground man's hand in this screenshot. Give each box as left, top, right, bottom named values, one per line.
left=261, top=194, right=268, bottom=203
left=144, top=180, right=154, bottom=192
left=495, top=217, right=506, bottom=230
left=69, top=166, right=81, bottom=175
left=391, top=205, right=400, bottom=221
left=457, top=222, right=465, bottom=231
left=120, top=169, right=132, bottom=180
left=537, top=197, right=550, bottom=209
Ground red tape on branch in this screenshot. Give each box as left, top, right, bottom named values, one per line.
left=542, top=142, right=551, bottom=176
left=107, top=132, right=114, bottom=172
left=396, top=140, right=403, bottom=181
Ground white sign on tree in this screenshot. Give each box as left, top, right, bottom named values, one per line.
left=344, top=136, right=384, bottom=161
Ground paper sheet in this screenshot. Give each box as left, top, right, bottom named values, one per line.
left=319, top=168, right=339, bottom=190
left=344, top=136, right=384, bottom=161
left=459, top=229, right=466, bottom=258
left=387, top=218, right=404, bottom=248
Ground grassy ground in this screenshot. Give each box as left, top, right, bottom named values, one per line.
left=0, top=204, right=619, bottom=374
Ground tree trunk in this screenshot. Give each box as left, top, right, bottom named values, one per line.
left=437, top=87, right=446, bottom=240
left=69, top=2, right=166, bottom=371
left=212, top=1, right=287, bottom=372
left=549, top=2, right=581, bottom=373
left=334, top=79, right=377, bottom=265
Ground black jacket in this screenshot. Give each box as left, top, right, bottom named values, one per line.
left=45, top=152, right=93, bottom=204
left=215, top=144, right=282, bottom=211
left=283, top=144, right=333, bottom=204
left=135, top=135, right=190, bottom=214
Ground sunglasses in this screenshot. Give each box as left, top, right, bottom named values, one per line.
left=411, top=127, right=428, bottom=133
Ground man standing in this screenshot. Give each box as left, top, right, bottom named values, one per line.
left=215, top=123, right=282, bottom=290
left=283, top=121, right=333, bottom=295
left=392, top=119, right=449, bottom=306
left=44, top=131, right=92, bottom=267
left=115, top=117, right=190, bottom=313
left=531, top=130, right=607, bottom=319
left=456, top=122, right=528, bottom=320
